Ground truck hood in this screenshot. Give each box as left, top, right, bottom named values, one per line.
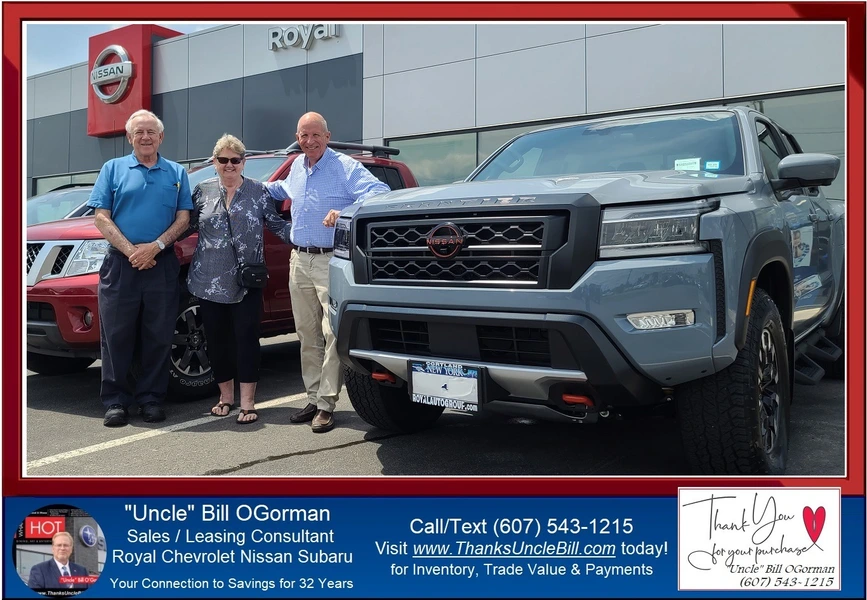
left=362, top=171, right=753, bottom=209
left=27, top=216, right=101, bottom=241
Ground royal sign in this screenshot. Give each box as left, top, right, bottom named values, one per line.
left=268, top=24, right=339, bottom=51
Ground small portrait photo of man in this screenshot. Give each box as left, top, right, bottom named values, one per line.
left=27, top=532, right=90, bottom=591
left=12, top=505, right=103, bottom=596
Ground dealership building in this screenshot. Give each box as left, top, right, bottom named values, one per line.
left=26, top=22, right=845, bottom=200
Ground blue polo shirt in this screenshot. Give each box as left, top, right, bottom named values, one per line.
left=87, top=152, right=193, bottom=244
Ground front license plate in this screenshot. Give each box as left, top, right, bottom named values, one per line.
left=410, top=360, right=479, bottom=413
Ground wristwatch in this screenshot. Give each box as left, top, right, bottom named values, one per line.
left=155, top=239, right=166, bottom=251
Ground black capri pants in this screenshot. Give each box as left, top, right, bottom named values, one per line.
left=197, top=289, right=263, bottom=383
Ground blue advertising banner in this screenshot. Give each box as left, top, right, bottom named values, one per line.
left=4, top=495, right=864, bottom=598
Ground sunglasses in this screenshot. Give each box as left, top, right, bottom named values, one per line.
left=215, top=156, right=244, bottom=165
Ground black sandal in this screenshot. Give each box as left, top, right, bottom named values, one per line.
left=237, top=409, right=258, bottom=425
left=210, top=401, right=234, bottom=417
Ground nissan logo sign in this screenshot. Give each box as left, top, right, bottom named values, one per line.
left=426, top=223, right=466, bottom=259
left=90, top=44, right=134, bottom=104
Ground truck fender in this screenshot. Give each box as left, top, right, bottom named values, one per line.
left=734, top=229, right=793, bottom=351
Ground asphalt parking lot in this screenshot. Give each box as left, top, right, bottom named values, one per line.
left=25, top=335, right=845, bottom=477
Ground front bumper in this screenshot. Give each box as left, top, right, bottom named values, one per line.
left=330, top=253, right=720, bottom=410
left=338, top=306, right=662, bottom=412
left=26, top=274, right=101, bottom=358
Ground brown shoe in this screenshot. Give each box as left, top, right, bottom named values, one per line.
left=290, top=403, right=317, bottom=423
left=311, top=410, right=334, bottom=433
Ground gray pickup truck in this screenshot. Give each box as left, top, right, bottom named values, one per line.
left=328, top=106, right=844, bottom=475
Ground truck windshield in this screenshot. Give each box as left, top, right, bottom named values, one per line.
left=472, top=111, right=744, bottom=181
left=187, top=157, right=287, bottom=188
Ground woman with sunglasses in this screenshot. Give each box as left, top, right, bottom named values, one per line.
left=186, top=134, right=292, bottom=424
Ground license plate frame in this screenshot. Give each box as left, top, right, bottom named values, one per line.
left=408, top=359, right=481, bottom=414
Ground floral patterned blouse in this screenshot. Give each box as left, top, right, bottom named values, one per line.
left=186, top=176, right=291, bottom=304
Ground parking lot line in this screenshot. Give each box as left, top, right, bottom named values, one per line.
left=26, top=392, right=308, bottom=472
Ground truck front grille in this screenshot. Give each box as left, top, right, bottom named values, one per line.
left=26, top=241, right=86, bottom=286
left=477, top=325, right=550, bottom=366
left=370, top=257, right=540, bottom=283
left=51, top=246, right=73, bottom=275
left=369, top=319, right=430, bottom=355
left=369, top=319, right=551, bottom=367
left=26, top=243, right=44, bottom=273
left=370, top=222, right=545, bottom=248
left=362, top=215, right=567, bottom=288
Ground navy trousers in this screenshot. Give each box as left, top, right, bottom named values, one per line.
left=97, top=249, right=180, bottom=409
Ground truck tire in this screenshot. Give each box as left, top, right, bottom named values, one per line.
left=167, top=292, right=216, bottom=401
left=677, top=288, right=791, bottom=475
left=345, top=367, right=444, bottom=433
left=26, top=352, right=94, bottom=375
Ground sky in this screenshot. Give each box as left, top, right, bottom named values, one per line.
left=25, top=23, right=223, bottom=76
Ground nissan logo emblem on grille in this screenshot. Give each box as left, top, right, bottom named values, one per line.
left=426, top=223, right=465, bottom=259
left=90, top=44, right=134, bottom=104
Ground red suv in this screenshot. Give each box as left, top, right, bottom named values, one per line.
left=26, top=142, right=417, bottom=398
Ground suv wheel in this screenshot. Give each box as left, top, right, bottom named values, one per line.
left=26, top=352, right=94, bottom=375
left=677, top=288, right=791, bottom=475
left=345, top=367, right=444, bottom=432
left=168, top=293, right=216, bottom=400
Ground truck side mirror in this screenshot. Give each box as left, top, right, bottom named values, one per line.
left=772, top=153, right=840, bottom=191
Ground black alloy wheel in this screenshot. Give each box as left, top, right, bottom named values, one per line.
left=758, top=325, right=781, bottom=456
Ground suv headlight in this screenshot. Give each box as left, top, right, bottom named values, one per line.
left=333, top=217, right=352, bottom=260
left=598, top=199, right=718, bottom=259
left=66, top=240, right=110, bottom=276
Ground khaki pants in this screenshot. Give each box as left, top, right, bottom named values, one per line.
left=289, top=249, right=342, bottom=412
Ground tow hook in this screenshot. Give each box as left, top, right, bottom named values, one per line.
left=371, top=370, right=397, bottom=384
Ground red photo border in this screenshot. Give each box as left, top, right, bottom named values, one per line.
left=3, top=2, right=864, bottom=497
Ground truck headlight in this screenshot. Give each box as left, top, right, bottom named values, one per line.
left=333, top=217, right=352, bottom=260
left=598, top=199, right=717, bottom=259
left=66, top=240, right=110, bottom=276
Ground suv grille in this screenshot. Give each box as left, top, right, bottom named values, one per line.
left=362, top=215, right=566, bottom=288
left=369, top=319, right=551, bottom=367
left=27, top=243, right=44, bottom=273
left=51, top=246, right=73, bottom=275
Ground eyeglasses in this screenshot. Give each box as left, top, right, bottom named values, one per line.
left=215, top=157, right=244, bottom=165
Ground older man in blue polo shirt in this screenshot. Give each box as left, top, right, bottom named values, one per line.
left=87, top=109, right=193, bottom=427
left=265, top=112, right=390, bottom=433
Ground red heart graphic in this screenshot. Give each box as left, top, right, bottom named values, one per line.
left=803, top=506, right=826, bottom=543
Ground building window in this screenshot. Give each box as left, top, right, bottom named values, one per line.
left=477, top=124, right=541, bottom=165
left=34, top=176, right=72, bottom=195
left=389, top=132, right=476, bottom=187
left=392, top=90, right=846, bottom=195
left=34, top=172, right=99, bottom=196
left=71, top=172, right=99, bottom=185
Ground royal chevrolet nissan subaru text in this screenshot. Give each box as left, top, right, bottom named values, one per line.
left=329, top=107, right=845, bottom=475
